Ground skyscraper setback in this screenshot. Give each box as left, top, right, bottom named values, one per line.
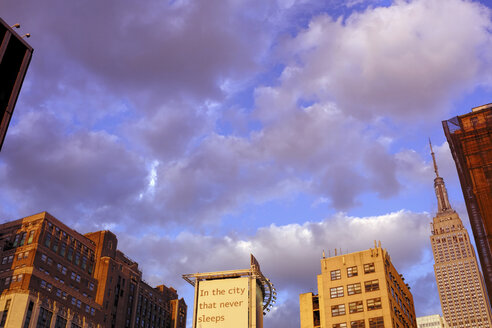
left=429, top=142, right=492, bottom=327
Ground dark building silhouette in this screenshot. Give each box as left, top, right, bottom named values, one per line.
left=443, top=103, right=492, bottom=305
left=0, top=17, right=33, bottom=151
left=0, top=211, right=186, bottom=328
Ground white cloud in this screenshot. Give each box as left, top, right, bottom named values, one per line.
left=117, top=209, right=437, bottom=328
left=279, top=0, right=492, bottom=119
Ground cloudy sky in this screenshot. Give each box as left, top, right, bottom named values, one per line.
left=1, top=0, right=492, bottom=326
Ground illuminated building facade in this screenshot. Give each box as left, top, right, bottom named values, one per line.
left=416, top=314, right=448, bottom=328
left=0, top=211, right=186, bottom=328
left=443, top=103, right=492, bottom=303
left=183, top=255, right=275, bottom=328
left=300, top=243, right=417, bottom=328
left=429, top=143, right=492, bottom=328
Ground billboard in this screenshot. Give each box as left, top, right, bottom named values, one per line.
left=195, top=277, right=249, bottom=328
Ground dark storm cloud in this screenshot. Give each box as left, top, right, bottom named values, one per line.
left=1, top=0, right=272, bottom=105
left=0, top=111, right=146, bottom=226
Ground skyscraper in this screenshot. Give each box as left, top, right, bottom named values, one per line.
left=299, top=243, right=417, bottom=328
left=429, top=142, right=492, bottom=328
left=442, top=104, right=492, bottom=302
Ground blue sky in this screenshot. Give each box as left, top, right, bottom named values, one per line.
left=1, top=0, right=492, bottom=327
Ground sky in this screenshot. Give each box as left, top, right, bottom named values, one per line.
left=1, top=0, right=492, bottom=326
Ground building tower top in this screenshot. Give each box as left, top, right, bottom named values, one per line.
left=429, top=140, right=453, bottom=215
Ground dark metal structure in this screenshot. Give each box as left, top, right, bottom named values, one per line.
left=443, top=103, right=492, bottom=305
left=0, top=17, right=33, bottom=151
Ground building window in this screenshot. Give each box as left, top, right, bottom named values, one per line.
left=333, top=324, right=347, bottom=328
left=331, top=269, right=341, bottom=280
left=37, top=307, right=53, bottom=328
left=13, top=234, right=21, bottom=247
left=331, top=304, right=346, bottom=317
left=364, top=280, right=379, bottom=292
left=0, top=299, right=11, bottom=327
left=19, top=232, right=27, bottom=246
left=27, top=230, right=35, bottom=244
left=44, top=233, right=51, bottom=248
left=330, top=286, right=344, bottom=298
left=368, top=317, right=384, bottom=328
left=347, top=283, right=362, bottom=295
left=60, top=243, right=66, bottom=257
left=364, top=263, right=375, bottom=273
left=23, top=301, right=34, bottom=328
left=351, top=320, right=365, bottom=328
left=349, top=301, right=363, bottom=313
left=367, top=298, right=382, bottom=311
left=1, top=257, right=7, bottom=265
left=54, top=315, right=67, bottom=328
left=41, top=254, right=47, bottom=262
left=347, top=266, right=358, bottom=277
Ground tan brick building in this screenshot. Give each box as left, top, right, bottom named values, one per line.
left=0, top=211, right=186, bottom=328
left=300, top=244, right=417, bottom=328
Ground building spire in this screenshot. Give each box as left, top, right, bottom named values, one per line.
left=429, top=138, right=439, bottom=178
left=429, top=139, right=452, bottom=214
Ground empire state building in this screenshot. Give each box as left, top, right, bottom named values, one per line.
left=430, top=142, right=492, bottom=328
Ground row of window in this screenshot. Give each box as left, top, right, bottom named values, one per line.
left=331, top=263, right=375, bottom=281
left=331, top=298, right=382, bottom=316
left=330, top=280, right=380, bottom=298
left=43, top=232, right=94, bottom=275
left=333, top=317, right=384, bottom=328
left=40, top=253, right=94, bottom=290
left=4, top=274, right=23, bottom=285
left=11, top=230, right=36, bottom=248
left=40, top=279, right=96, bottom=316
left=1, top=250, right=29, bottom=265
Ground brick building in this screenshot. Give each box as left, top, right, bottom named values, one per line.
left=0, top=211, right=186, bottom=328
left=443, top=103, right=492, bottom=303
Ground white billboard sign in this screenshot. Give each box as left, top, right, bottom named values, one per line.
left=195, top=277, right=249, bottom=328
